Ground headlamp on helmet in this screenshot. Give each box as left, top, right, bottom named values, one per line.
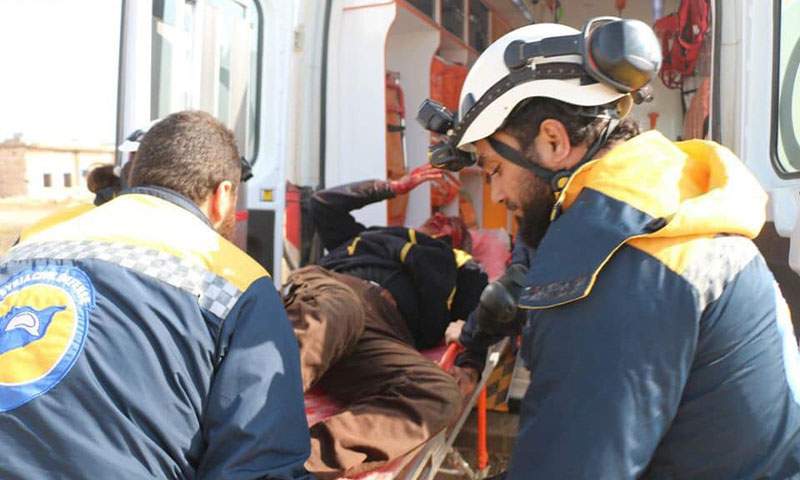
left=416, top=99, right=475, bottom=171
left=416, top=17, right=662, bottom=177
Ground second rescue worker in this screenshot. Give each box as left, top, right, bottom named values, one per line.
left=419, top=17, right=800, bottom=479
left=0, top=111, right=312, bottom=479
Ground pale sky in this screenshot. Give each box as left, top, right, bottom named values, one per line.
left=0, top=0, right=121, bottom=146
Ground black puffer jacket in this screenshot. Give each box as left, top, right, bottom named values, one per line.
left=311, top=180, right=487, bottom=351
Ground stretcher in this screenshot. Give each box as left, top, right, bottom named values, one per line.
left=304, top=338, right=510, bottom=480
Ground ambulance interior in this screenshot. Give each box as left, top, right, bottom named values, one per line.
left=286, top=0, right=714, bottom=275
left=283, top=1, right=718, bottom=478
left=397, top=0, right=708, bottom=238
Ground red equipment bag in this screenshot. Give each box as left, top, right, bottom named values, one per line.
left=654, top=0, right=709, bottom=89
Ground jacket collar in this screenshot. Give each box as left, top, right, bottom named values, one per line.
left=121, top=185, right=212, bottom=228
left=518, top=188, right=665, bottom=309
left=517, top=130, right=767, bottom=309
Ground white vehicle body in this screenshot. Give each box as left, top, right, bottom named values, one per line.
left=114, top=0, right=800, bottom=322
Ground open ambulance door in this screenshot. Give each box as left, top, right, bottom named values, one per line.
left=718, top=0, right=800, bottom=325
left=116, top=0, right=294, bottom=282
left=312, top=1, right=531, bottom=255
left=281, top=0, right=447, bottom=279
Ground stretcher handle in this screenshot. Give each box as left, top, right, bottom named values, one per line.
left=438, top=343, right=463, bottom=372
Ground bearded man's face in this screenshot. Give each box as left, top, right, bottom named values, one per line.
left=217, top=204, right=237, bottom=242
left=513, top=168, right=555, bottom=249
left=475, top=136, right=555, bottom=249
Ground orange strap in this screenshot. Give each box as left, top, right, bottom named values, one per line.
left=478, top=386, right=489, bottom=470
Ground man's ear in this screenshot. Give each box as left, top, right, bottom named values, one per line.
left=534, top=119, right=575, bottom=170
left=208, top=181, right=235, bottom=228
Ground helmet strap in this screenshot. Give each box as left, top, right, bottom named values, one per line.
left=486, top=116, right=620, bottom=193
left=486, top=137, right=556, bottom=183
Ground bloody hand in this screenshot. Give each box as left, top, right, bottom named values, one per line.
left=390, top=164, right=443, bottom=195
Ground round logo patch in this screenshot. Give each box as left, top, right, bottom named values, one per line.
left=0, top=266, right=94, bottom=412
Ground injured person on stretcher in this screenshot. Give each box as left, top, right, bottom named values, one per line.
left=283, top=167, right=491, bottom=479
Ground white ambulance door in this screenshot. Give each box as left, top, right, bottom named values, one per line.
left=117, top=0, right=294, bottom=280
left=720, top=0, right=800, bottom=330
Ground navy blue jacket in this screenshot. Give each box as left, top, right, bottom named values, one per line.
left=0, top=187, right=312, bottom=479
left=508, top=132, right=800, bottom=479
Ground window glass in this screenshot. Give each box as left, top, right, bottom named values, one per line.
left=151, top=0, right=261, bottom=161
left=43, top=174, right=52, bottom=188
left=406, top=0, right=435, bottom=18
left=774, top=0, right=800, bottom=173
left=64, top=173, right=72, bottom=188
left=442, top=0, right=465, bottom=40
left=468, top=0, right=489, bottom=52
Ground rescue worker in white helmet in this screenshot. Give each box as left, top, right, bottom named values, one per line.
left=418, top=17, right=800, bottom=479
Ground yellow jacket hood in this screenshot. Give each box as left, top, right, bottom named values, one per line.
left=559, top=130, right=767, bottom=239
left=519, top=131, right=767, bottom=310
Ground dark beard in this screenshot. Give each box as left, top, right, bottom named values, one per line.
left=515, top=170, right=555, bottom=249
left=217, top=208, right=237, bottom=242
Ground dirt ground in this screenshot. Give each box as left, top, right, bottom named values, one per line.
left=0, top=197, right=91, bottom=255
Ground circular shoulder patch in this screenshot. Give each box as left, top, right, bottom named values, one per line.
left=0, top=266, right=94, bottom=412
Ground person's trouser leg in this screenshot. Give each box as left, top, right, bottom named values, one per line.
left=282, top=265, right=366, bottom=391
left=304, top=277, right=463, bottom=479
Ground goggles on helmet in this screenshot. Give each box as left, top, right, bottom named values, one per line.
left=417, top=17, right=661, bottom=174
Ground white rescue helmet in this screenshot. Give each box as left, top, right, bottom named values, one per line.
left=455, top=18, right=660, bottom=150
left=117, top=118, right=163, bottom=154
left=115, top=119, right=163, bottom=179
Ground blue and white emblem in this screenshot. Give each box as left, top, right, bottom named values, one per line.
left=0, top=266, right=94, bottom=412
left=1, top=305, right=66, bottom=354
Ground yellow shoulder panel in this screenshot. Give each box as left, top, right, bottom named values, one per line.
left=19, top=204, right=95, bottom=243
left=19, top=194, right=267, bottom=291
left=627, top=234, right=716, bottom=276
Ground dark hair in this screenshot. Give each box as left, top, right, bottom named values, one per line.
left=501, top=97, right=641, bottom=157
left=86, top=164, right=120, bottom=194
left=129, top=111, right=241, bottom=204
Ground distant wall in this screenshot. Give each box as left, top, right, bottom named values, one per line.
left=0, top=144, right=27, bottom=197
left=0, top=142, right=113, bottom=200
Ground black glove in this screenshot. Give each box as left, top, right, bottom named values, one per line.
left=476, top=263, right=528, bottom=336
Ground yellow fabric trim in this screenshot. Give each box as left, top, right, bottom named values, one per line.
left=519, top=232, right=717, bottom=311
left=19, top=204, right=95, bottom=242
left=347, top=237, right=361, bottom=256
left=446, top=287, right=457, bottom=311
left=409, top=229, right=417, bottom=244
left=400, top=242, right=413, bottom=263
left=518, top=232, right=651, bottom=311
left=453, top=249, right=473, bottom=268
left=522, top=132, right=768, bottom=311
left=18, top=194, right=268, bottom=291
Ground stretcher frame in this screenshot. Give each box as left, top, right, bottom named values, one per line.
left=393, top=338, right=509, bottom=480
left=321, top=337, right=510, bottom=480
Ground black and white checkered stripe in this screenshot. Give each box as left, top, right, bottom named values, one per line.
left=2, top=241, right=242, bottom=318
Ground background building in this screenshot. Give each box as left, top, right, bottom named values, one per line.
left=0, top=136, right=113, bottom=200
